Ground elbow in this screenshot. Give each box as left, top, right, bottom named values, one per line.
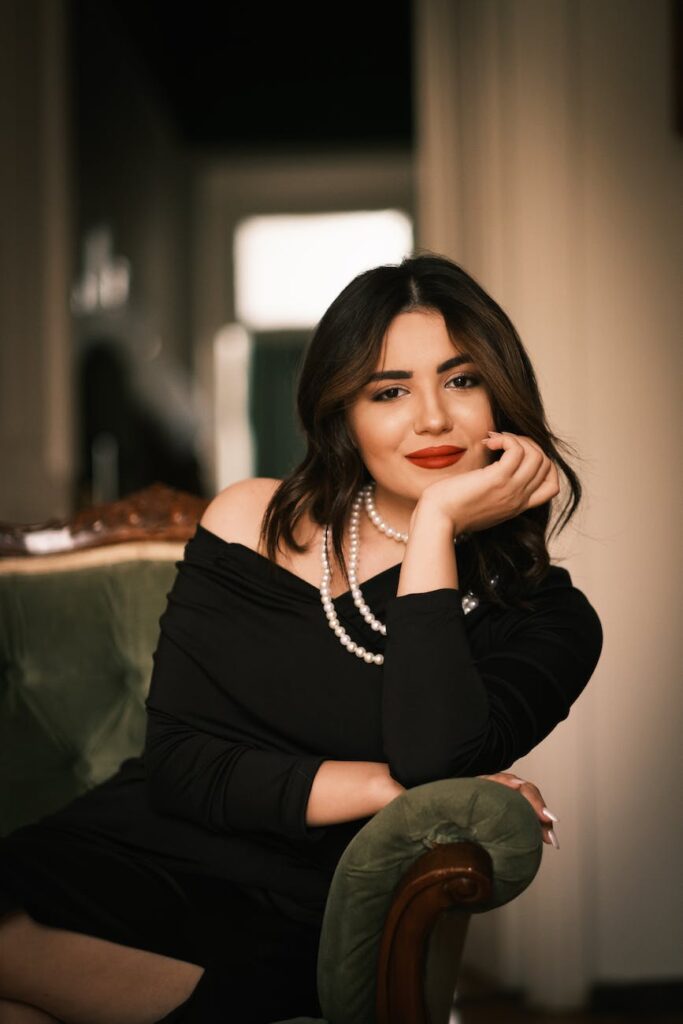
left=386, top=733, right=489, bottom=790
left=384, top=696, right=491, bottom=789
left=387, top=752, right=460, bottom=790
left=387, top=761, right=431, bottom=790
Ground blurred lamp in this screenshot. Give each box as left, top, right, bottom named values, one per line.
left=234, top=210, right=413, bottom=330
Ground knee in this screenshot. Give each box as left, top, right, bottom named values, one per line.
left=0, top=912, right=32, bottom=993
left=0, top=997, right=59, bottom=1023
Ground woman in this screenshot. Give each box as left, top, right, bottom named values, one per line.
left=0, top=254, right=602, bottom=1023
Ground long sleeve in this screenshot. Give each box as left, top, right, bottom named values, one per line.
left=381, top=576, right=603, bottom=788
left=143, top=556, right=327, bottom=842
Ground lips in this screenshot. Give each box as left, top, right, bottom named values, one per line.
left=406, top=447, right=466, bottom=470
left=406, top=446, right=465, bottom=457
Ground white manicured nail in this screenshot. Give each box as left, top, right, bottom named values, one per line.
left=542, top=806, right=559, bottom=822
left=548, top=828, right=560, bottom=850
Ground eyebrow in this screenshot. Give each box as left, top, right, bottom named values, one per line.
left=367, top=354, right=473, bottom=383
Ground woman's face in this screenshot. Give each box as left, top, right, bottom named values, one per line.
left=346, top=308, right=496, bottom=526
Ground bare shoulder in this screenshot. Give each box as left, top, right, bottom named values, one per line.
left=199, top=477, right=281, bottom=553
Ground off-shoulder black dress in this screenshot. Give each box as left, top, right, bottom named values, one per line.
left=0, top=524, right=603, bottom=1022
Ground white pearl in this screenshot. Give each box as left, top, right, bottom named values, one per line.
left=320, top=482, right=481, bottom=667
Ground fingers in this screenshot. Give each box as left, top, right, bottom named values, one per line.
left=484, top=432, right=543, bottom=481
left=528, top=460, right=560, bottom=508
left=483, top=432, right=560, bottom=509
left=518, top=781, right=561, bottom=848
left=478, top=772, right=560, bottom=848
left=525, top=453, right=559, bottom=506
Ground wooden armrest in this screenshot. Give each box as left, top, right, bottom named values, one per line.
left=318, top=778, right=540, bottom=1024
left=376, top=841, right=493, bottom=1024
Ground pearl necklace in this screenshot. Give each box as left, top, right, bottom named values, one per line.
left=319, top=481, right=480, bottom=666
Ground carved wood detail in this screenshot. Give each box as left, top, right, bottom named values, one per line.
left=0, top=483, right=210, bottom=557
left=376, top=841, right=494, bottom=1024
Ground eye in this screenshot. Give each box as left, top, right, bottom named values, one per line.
left=370, top=385, right=409, bottom=401
left=368, top=374, right=481, bottom=401
left=444, top=372, right=481, bottom=387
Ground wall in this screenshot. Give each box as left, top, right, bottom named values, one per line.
left=415, top=0, right=682, bottom=1008
left=0, top=0, right=73, bottom=521
left=0, top=1, right=193, bottom=521
left=190, top=149, right=414, bottom=491
left=74, top=1, right=192, bottom=371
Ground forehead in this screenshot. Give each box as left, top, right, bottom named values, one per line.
left=375, top=309, right=463, bottom=363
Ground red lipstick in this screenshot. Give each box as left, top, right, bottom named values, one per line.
left=405, top=445, right=466, bottom=470
left=407, top=445, right=465, bottom=457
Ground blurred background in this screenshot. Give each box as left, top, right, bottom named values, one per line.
left=1, top=0, right=681, bottom=1019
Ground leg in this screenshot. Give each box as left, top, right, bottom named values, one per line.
left=0, top=1001, right=59, bottom=1023
left=0, top=912, right=203, bottom=1024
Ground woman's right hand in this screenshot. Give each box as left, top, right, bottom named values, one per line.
left=415, top=431, right=560, bottom=535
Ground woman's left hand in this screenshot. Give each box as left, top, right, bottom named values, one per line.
left=477, top=771, right=560, bottom=849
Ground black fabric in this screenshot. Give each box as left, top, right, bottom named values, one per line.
left=0, top=523, right=602, bottom=1020
left=0, top=834, right=322, bottom=1022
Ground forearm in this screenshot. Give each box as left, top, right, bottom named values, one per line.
left=396, top=499, right=459, bottom=596
left=305, top=759, right=405, bottom=826
left=145, top=704, right=326, bottom=840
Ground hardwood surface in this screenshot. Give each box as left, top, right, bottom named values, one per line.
left=453, top=969, right=683, bottom=1024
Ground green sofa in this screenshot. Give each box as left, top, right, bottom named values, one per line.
left=0, top=539, right=542, bottom=1024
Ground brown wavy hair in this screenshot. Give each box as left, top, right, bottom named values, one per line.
left=258, top=252, right=582, bottom=609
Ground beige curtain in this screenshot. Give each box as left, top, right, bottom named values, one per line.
left=414, top=0, right=683, bottom=1008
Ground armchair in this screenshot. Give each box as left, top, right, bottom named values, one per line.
left=0, top=485, right=543, bottom=1024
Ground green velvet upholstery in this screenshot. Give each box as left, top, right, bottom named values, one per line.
left=0, top=550, right=543, bottom=1024
left=0, top=556, right=178, bottom=835
left=316, top=778, right=541, bottom=1024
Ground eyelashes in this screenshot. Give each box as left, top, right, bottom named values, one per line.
left=371, top=373, right=481, bottom=403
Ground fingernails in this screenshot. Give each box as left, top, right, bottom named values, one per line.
left=542, top=806, right=560, bottom=822
left=547, top=828, right=560, bottom=850
left=487, top=430, right=499, bottom=437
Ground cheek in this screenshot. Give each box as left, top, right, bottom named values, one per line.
left=462, top=395, right=495, bottom=431
left=353, top=410, right=404, bottom=451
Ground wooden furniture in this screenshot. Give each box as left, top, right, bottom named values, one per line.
left=0, top=482, right=209, bottom=557
left=0, top=485, right=542, bottom=1024
left=376, top=842, right=493, bottom=1024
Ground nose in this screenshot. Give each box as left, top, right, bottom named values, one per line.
left=413, top=389, right=453, bottom=435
